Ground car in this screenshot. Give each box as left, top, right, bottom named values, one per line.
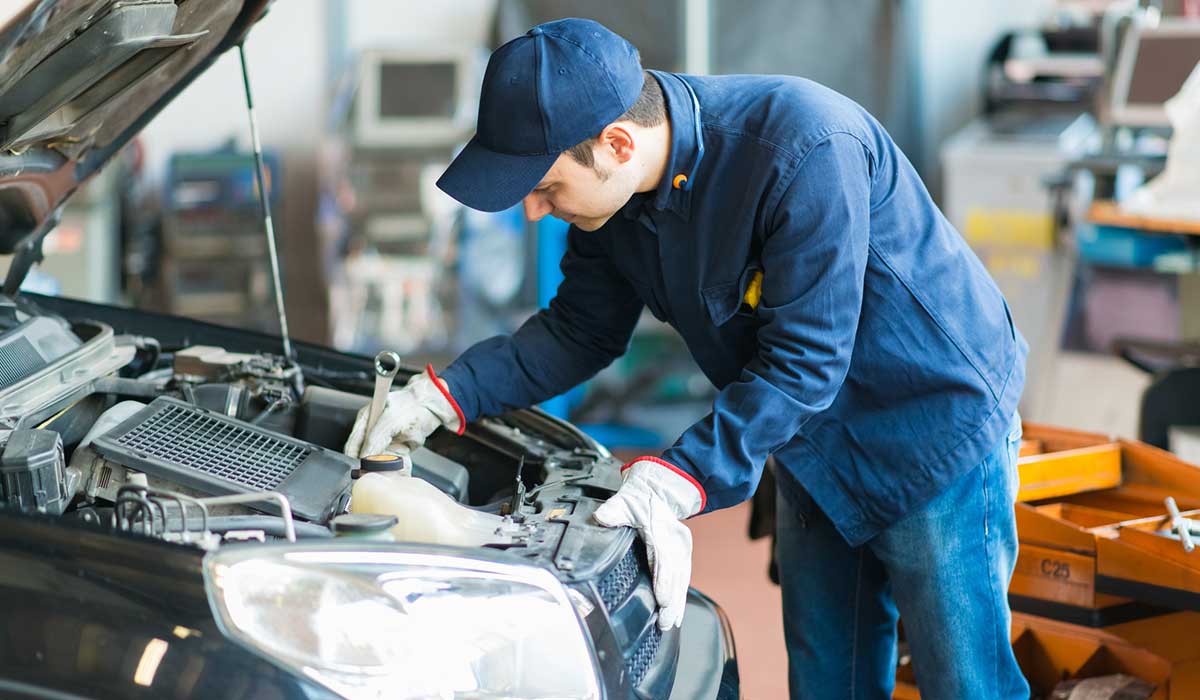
left=0, top=1, right=740, bottom=698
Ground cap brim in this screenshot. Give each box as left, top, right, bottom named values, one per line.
left=436, top=136, right=559, bottom=213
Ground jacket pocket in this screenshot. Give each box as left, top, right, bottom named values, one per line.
left=702, top=263, right=761, bottom=326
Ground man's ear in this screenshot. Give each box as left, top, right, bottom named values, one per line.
left=598, top=123, right=635, bottom=164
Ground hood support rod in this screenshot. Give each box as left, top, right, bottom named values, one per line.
left=237, top=42, right=294, bottom=364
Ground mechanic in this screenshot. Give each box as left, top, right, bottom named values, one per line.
left=344, top=18, right=1029, bottom=700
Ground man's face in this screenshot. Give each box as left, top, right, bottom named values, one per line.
left=521, top=144, right=640, bottom=231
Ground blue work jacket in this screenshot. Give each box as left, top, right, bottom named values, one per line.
left=441, top=71, right=1027, bottom=546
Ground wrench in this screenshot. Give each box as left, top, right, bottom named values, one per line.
left=363, top=351, right=401, bottom=451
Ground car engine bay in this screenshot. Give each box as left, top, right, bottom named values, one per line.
left=0, top=291, right=682, bottom=698
left=0, top=294, right=628, bottom=573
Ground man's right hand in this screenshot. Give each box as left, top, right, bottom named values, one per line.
left=344, top=365, right=465, bottom=458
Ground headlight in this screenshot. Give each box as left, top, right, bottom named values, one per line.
left=204, top=544, right=601, bottom=700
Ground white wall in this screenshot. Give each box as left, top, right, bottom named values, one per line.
left=913, top=0, right=1056, bottom=199
left=139, top=0, right=498, bottom=182
left=342, top=0, right=495, bottom=48
left=139, top=0, right=327, bottom=182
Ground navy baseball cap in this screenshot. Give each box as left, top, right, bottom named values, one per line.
left=436, top=18, right=645, bottom=212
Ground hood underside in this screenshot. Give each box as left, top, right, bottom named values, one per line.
left=0, top=0, right=269, bottom=276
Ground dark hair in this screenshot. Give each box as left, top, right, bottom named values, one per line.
left=565, top=71, right=666, bottom=169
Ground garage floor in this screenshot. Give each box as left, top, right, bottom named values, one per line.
left=687, top=502, right=788, bottom=699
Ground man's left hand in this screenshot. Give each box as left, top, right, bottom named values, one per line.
left=592, top=458, right=705, bottom=630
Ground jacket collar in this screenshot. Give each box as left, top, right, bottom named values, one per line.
left=621, top=70, right=704, bottom=229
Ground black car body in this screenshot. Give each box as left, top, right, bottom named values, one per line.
left=0, top=2, right=739, bottom=698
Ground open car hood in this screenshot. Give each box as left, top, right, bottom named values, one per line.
left=0, top=0, right=270, bottom=290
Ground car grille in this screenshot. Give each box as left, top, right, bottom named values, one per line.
left=597, top=543, right=641, bottom=610
left=596, top=542, right=666, bottom=689
left=628, top=624, right=663, bottom=688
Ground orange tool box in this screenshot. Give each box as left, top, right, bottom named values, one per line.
left=895, top=423, right=1200, bottom=698
left=1013, top=423, right=1200, bottom=623
left=895, top=612, right=1200, bottom=699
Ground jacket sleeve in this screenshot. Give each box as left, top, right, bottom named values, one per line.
left=439, top=224, right=644, bottom=421
left=661, top=133, right=873, bottom=512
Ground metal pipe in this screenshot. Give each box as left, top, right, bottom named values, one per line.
left=237, top=43, right=294, bottom=364
left=198, top=492, right=296, bottom=543
left=148, top=488, right=210, bottom=540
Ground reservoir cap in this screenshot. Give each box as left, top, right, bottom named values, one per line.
left=331, top=513, right=399, bottom=535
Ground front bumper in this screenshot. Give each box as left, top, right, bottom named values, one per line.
left=670, top=589, right=741, bottom=700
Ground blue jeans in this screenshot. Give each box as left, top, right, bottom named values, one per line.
left=775, top=416, right=1029, bottom=700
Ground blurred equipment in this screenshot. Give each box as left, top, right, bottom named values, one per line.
left=1053, top=9, right=1200, bottom=437
left=947, top=10, right=1200, bottom=436
left=352, top=47, right=485, bottom=147
left=985, top=25, right=1104, bottom=122
left=321, top=44, right=487, bottom=354
left=452, top=204, right=532, bottom=353
left=1109, top=16, right=1200, bottom=128
left=1122, top=56, right=1200, bottom=220
left=160, top=147, right=282, bottom=331
left=332, top=255, right=445, bottom=354
left=1112, top=335, right=1200, bottom=450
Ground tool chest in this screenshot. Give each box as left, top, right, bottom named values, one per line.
left=896, top=422, right=1200, bottom=698
left=1013, top=423, right=1200, bottom=620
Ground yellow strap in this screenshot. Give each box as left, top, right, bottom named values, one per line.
left=743, top=271, right=763, bottom=309
left=37, top=400, right=80, bottom=429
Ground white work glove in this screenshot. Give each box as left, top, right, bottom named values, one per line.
left=592, top=457, right=706, bottom=631
left=344, top=365, right=464, bottom=459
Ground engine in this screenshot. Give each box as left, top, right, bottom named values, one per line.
left=0, top=309, right=521, bottom=548
left=0, top=303, right=673, bottom=697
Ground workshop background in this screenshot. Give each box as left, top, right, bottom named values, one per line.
left=11, top=0, right=1200, bottom=697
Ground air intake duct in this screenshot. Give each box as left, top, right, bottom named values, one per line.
left=91, top=397, right=353, bottom=522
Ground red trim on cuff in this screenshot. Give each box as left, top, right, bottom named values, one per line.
left=426, top=364, right=466, bottom=435
left=621, top=456, right=707, bottom=512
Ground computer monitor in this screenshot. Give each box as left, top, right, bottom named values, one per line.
left=354, top=47, right=485, bottom=147
left=1110, top=18, right=1200, bottom=128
